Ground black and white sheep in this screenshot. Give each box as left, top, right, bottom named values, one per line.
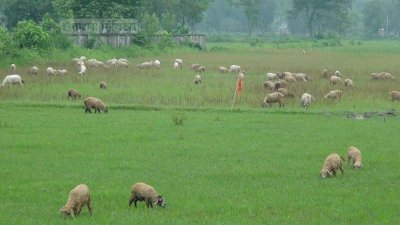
left=59, top=184, right=92, bottom=217
left=320, top=153, right=345, bottom=178
left=84, top=97, right=108, bottom=113
left=129, top=182, right=165, bottom=208
left=347, top=146, right=362, bottom=169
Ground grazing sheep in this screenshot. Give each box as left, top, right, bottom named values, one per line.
left=99, top=81, right=107, bottom=89
left=371, top=72, right=395, bottom=80
left=324, top=90, right=342, bottom=100
left=277, top=88, right=294, bottom=98
left=46, top=67, right=58, bottom=76
left=28, top=66, right=39, bottom=75
left=129, top=182, right=165, bottom=208
left=175, top=59, right=183, bottom=65
left=118, top=58, right=129, bottom=64
left=57, top=69, right=68, bottom=75
left=262, top=92, right=285, bottom=108
left=382, top=72, right=395, bottom=80
left=194, top=74, right=202, bottom=84
left=84, top=97, right=108, bottom=113
left=300, top=93, right=315, bottom=108
left=264, top=81, right=274, bottom=90
left=329, top=76, right=344, bottom=85
left=320, top=153, right=345, bottom=178
left=229, top=65, right=241, bottom=73
left=152, top=60, right=161, bottom=69
left=218, top=66, right=229, bottom=73
left=344, top=78, right=354, bottom=87
left=293, top=73, right=309, bottom=82
left=59, top=184, right=92, bottom=217
left=137, top=62, right=153, bottom=69
left=266, top=73, right=278, bottom=81
left=322, top=69, right=328, bottom=78
left=284, top=74, right=297, bottom=83
left=389, top=91, right=400, bottom=101
left=191, top=63, right=201, bottom=70
left=106, top=59, right=117, bottom=67
left=173, top=62, right=180, bottom=70
left=347, top=146, right=362, bottom=169
left=335, top=70, right=341, bottom=77
left=67, top=89, right=81, bottom=100
left=116, top=60, right=129, bottom=68
left=0, top=75, right=24, bottom=87
left=10, top=64, right=16, bottom=73
left=195, top=66, right=206, bottom=73
left=275, top=80, right=289, bottom=89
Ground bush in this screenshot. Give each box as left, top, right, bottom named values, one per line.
left=13, top=20, right=50, bottom=50
left=0, top=26, right=16, bottom=57
left=157, top=32, right=175, bottom=49
left=40, top=16, right=71, bottom=49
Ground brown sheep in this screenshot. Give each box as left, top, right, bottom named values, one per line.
left=347, top=146, right=362, bottom=169
left=329, top=76, right=344, bottom=85
left=324, top=90, right=342, bottom=100
left=277, top=88, right=294, bottom=98
left=129, top=182, right=165, bottom=208
left=99, top=81, right=107, bottom=89
left=262, top=92, right=285, bottom=108
left=68, top=89, right=81, bottom=100
left=320, top=153, right=345, bottom=178
left=84, top=97, right=108, bottom=113
left=389, top=91, right=400, bottom=101
left=59, top=184, right=92, bottom=217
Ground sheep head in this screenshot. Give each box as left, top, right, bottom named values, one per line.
left=156, top=195, right=165, bottom=208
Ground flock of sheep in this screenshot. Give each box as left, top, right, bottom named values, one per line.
left=59, top=182, right=165, bottom=217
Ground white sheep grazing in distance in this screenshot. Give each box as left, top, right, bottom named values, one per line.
left=46, top=67, right=58, bottom=76
left=266, top=73, right=278, bottom=81
left=59, top=184, right=92, bottom=217
left=218, top=66, right=229, bottom=73
left=28, top=66, right=39, bottom=75
left=1, top=75, right=24, bottom=87
left=300, top=93, right=315, bottom=108
left=152, top=60, right=161, bottom=69
left=175, top=58, right=183, bottom=65
left=229, top=65, right=241, bottom=73
left=330, top=76, right=344, bottom=85
left=320, top=153, right=345, bottom=178
left=347, top=146, right=362, bottom=169
left=324, top=90, right=342, bottom=100
left=344, top=78, right=354, bottom=87
left=129, top=182, right=165, bottom=208
left=194, top=74, right=202, bottom=84
left=10, top=64, right=16, bottom=73
left=173, top=62, right=179, bottom=70
left=335, top=70, right=341, bottom=77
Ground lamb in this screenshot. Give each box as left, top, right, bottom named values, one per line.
left=344, top=78, right=354, bottom=87
left=57, top=69, right=68, bottom=75
left=300, top=93, right=315, bottom=108
left=218, top=66, right=229, bottom=73
left=262, top=92, right=285, bottom=107
left=99, top=81, right=107, bottom=89
left=347, top=146, right=362, bottom=169
left=324, top=90, right=342, bottom=100
left=229, top=65, right=241, bottom=73
left=10, top=64, right=16, bottom=73
left=46, top=67, right=58, bottom=76
left=67, top=89, right=81, bottom=100
left=28, top=66, right=39, bottom=75
left=0, top=75, right=24, bottom=87
left=59, top=184, right=92, bottom=217
left=389, top=91, right=400, bottom=101
left=266, top=73, right=278, bottom=81
left=84, top=97, right=108, bottom=113
left=329, top=76, right=344, bottom=85
left=129, top=182, right=165, bottom=208
left=194, top=74, right=202, bottom=84
left=320, top=153, right=345, bottom=178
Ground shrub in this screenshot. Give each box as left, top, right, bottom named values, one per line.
left=0, top=26, right=16, bottom=57
left=172, top=112, right=186, bottom=125
left=13, top=20, right=50, bottom=50
left=40, top=15, right=71, bottom=49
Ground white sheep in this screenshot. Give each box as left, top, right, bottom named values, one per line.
left=28, top=66, right=39, bottom=75
left=129, top=182, right=165, bottom=208
left=0, top=75, right=24, bottom=87
left=329, top=76, right=344, bottom=85
left=57, top=69, right=68, bottom=75
left=137, top=62, right=153, bottom=69
left=218, top=66, right=229, bottom=73
left=344, top=78, right=354, bottom=87
left=300, top=93, right=315, bottom=108
left=118, top=58, right=129, bottom=64
left=264, top=81, right=274, bottom=90
left=173, top=62, right=180, bottom=70
left=194, top=74, right=202, bottom=84
left=293, top=73, right=309, bottom=82
left=106, top=59, right=118, bottom=67
left=152, top=60, right=161, bottom=69
left=116, top=60, right=129, bottom=68
left=324, top=90, right=342, bottom=100
left=335, top=70, right=341, bottom=77
left=266, top=73, right=278, bottom=81
left=347, top=146, right=362, bottom=169
left=59, top=184, right=92, bottom=217
left=262, top=92, right=285, bottom=107
left=229, top=65, right=241, bottom=73
left=46, top=67, right=58, bottom=76
left=10, top=64, right=16, bottom=73
left=284, top=74, right=297, bottom=83
left=175, top=59, right=183, bottom=65
left=320, top=153, right=345, bottom=178
left=78, top=62, right=87, bottom=76
left=191, top=64, right=200, bottom=70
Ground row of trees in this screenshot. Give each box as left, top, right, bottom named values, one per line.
left=1, top=0, right=400, bottom=40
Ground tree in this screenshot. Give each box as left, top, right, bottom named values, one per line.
left=362, top=0, right=385, bottom=38
left=290, top=0, right=352, bottom=38
left=228, top=0, right=262, bottom=35
left=70, top=0, right=146, bottom=19
left=4, top=0, right=56, bottom=28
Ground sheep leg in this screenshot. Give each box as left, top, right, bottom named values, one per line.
left=339, top=166, right=344, bottom=175
left=87, top=196, right=93, bottom=215
left=128, top=198, right=134, bottom=207
left=332, top=170, right=337, bottom=176
left=76, top=203, right=82, bottom=215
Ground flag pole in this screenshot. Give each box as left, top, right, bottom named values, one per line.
left=231, top=80, right=238, bottom=111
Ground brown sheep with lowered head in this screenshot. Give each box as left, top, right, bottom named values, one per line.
left=129, top=182, right=165, bottom=208
left=262, top=92, right=285, bottom=108
left=389, top=91, right=400, bottom=101
left=320, top=153, right=345, bottom=178
left=59, top=184, right=92, bottom=217
left=68, top=89, right=81, bottom=100
left=99, top=81, right=107, bottom=89
left=84, top=97, right=108, bottom=113
left=347, top=146, right=362, bottom=169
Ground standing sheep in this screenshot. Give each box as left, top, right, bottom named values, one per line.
left=10, top=64, right=16, bottom=73
left=266, top=73, right=278, bottom=81
left=175, top=58, right=183, bottom=65
left=329, top=76, right=344, bottom=85
left=320, top=153, right=345, bottom=178
left=28, top=66, right=39, bottom=75
left=59, top=184, right=92, bottom=217
left=347, top=146, right=362, bottom=169
left=194, top=74, right=202, bottom=84
left=218, top=66, right=229, bottom=73
left=173, top=62, right=180, bottom=70
left=152, top=60, right=161, bottom=69
left=324, top=90, right=342, bottom=100
left=262, top=92, right=285, bottom=108
left=99, top=81, right=107, bottom=89
left=84, top=97, right=108, bottom=113
left=300, top=93, right=315, bottom=108
left=129, top=182, right=165, bottom=208
left=47, top=67, right=58, bottom=76
left=389, top=91, right=400, bottom=101
left=67, top=89, right=81, bottom=100
left=1, top=75, right=24, bottom=87
left=344, top=78, right=354, bottom=87
left=229, top=65, right=241, bottom=73
left=322, top=69, right=328, bottom=78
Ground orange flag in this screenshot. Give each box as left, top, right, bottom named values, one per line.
left=237, top=78, right=243, bottom=96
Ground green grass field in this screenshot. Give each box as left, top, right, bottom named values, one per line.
left=1, top=41, right=400, bottom=224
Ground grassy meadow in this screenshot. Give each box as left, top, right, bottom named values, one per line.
left=1, top=41, right=400, bottom=224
